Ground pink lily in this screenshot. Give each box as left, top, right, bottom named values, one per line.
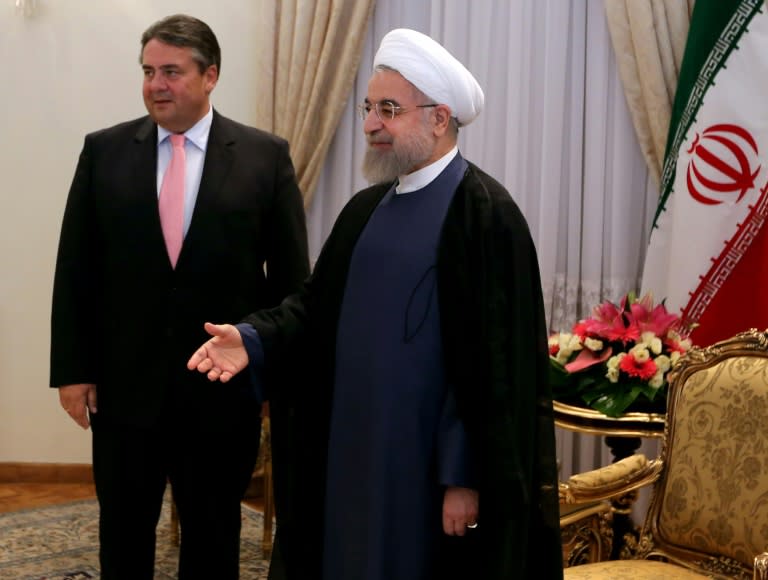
left=629, top=293, right=678, bottom=337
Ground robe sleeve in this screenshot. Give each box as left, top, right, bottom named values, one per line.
left=236, top=322, right=266, bottom=403
left=437, top=387, right=476, bottom=488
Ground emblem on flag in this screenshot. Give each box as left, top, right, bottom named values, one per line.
left=686, top=124, right=760, bottom=205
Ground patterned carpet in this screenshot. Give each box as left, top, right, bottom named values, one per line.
left=0, top=497, right=270, bottom=579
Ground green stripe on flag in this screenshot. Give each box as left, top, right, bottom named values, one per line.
left=655, top=0, right=763, bottom=227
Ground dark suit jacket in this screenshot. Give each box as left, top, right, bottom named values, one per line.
left=50, top=110, right=309, bottom=427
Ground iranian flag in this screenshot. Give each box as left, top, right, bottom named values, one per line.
left=641, top=0, right=768, bottom=347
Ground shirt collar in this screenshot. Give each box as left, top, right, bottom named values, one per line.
left=157, top=105, right=213, bottom=151
left=395, top=146, right=459, bottom=194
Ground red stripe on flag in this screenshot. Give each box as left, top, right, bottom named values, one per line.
left=690, top=220, right=768, bottom=346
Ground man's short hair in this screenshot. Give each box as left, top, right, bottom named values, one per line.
left=140, top=14, right=221, bottom=76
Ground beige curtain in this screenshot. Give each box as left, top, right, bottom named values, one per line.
left=603, top=0, right=694, bottom=187
left=253, top=0, right=375, bottom=206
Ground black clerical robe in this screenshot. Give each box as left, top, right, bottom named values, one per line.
left=250, top=161, right=563, bottom=580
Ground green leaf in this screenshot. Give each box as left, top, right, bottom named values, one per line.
left=589, top=389, right=640, bottom=417
left=548, top=361, right=572, bottom=391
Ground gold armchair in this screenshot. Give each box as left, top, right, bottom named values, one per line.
left=559, top=486, right=613, bottom=567
left=559, top=453, right=660, bottom=567
left=563, top=329, right=768, bottom=579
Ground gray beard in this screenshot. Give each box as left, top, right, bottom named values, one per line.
left=361, top=127, right=434, bottom=184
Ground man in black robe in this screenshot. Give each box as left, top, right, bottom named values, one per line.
left=188, top=28, right=562, bottom=580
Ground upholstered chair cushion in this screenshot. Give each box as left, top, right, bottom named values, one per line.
left=564, top=560, right=709, bottom=578
left=567, top=454, right=648, bottom=491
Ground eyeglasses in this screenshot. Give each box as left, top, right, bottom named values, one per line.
left=357, top=99, right=438, bottom=122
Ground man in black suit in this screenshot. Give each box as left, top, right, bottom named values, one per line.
left=50, top=14, right=309, bottom=580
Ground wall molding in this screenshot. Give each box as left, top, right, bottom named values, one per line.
left=0, top=462, right=264, bottom=497
left=0, top=462, right=94, bottom=483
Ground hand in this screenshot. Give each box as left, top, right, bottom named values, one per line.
left=187, top=322, right=248, bottom=382
left=59, top=383, right=97, bottom=429
left=442, top=486, right=479, bottom=536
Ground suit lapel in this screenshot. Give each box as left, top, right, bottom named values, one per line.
left=133, top=116, right=160, bottom=201
left=179, top=111, right=235, bottom=267
left=132, top=118, right=171, bottom=268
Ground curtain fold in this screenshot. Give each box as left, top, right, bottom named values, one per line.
left=603, top=0, right=694, bottom=186
left=254, top=0, right=376, bottom=205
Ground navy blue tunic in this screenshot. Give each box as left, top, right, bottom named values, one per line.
left=322, top=155, right=471, bottom=580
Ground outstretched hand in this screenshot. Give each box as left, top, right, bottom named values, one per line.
left=187, top=322, right=248, bottom=382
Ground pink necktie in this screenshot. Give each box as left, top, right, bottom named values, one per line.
left=159, top=134, right=186, bottom=268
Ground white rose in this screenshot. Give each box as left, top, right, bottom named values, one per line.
left=563, top=333, right=583, bottom=352
left=584, top=337, right=603, bottom=352
left=654, top=355, right=671, bottom=373
left=649, top=371, right=664, bottom=389
left=630, top=344, right=650, bottom=363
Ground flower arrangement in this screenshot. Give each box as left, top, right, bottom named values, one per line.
left=549, top=292, right=693, bottom=417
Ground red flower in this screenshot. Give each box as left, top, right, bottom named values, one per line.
left=629, top=293, right=679, bottom=337
left=577, top=298, right=640, bottom=343
left=572, top=320, right=589, bottom=338
left=619, top=353, right=658, bottom=380
left=665, top=340, right=687, bottom=354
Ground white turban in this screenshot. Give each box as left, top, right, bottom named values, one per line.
left=373, top=28, right=484, bottom=127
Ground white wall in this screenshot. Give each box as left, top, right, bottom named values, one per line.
left=0, top=1, right=263, bottom=462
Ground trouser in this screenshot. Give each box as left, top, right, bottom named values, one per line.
left=91, top=398, right=261, bottom=580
